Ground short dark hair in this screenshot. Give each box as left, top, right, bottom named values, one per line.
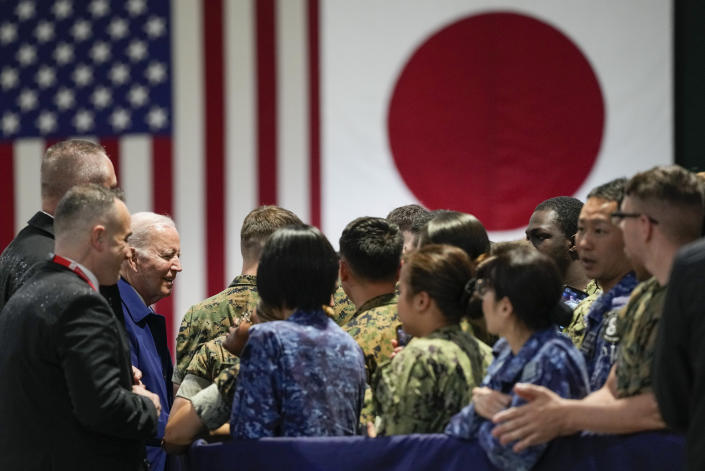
left=339, top=217, right=403, bottom=281
left=477, top=245, right=564, bottom=330
left=587, top=177, right=627, bottom=203
left=240, top=206, right=303, bottom=261
left=257, top=225, right=339, bottom=311
left=418, top=210, right=490, bottom=261
left=403, top=244, right=475, bottom=323
left=386, top=204, right=430, bottom=234
left=534, top=196, right=583, bottom=238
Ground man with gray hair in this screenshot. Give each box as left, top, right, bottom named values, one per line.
left=118, top=212, right=182, bottom=471
left=0, top=184, right=159, bottom=470
left=0, top=139, right=118, bottom=311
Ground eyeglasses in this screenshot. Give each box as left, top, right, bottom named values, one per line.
left=610, top=211, right=659, bottom=225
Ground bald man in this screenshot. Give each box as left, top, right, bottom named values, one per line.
left=0, top=139, right=117, bottom=311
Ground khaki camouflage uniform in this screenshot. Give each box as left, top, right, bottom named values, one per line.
left=372, top=324, right=493, bottom=435
left=185, top=334, right=238, bottom=384
left=332, top=283, right=357, bottom=326
left=343, top=293, right=399, bottom=381
left=615, top=277, right=667, bottom=398
left=173, top=274, right=258, bottom=383
left=565, top=281, right=603, bottom=348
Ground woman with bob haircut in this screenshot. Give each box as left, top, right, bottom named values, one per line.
left=229, top=225, right=366, bottom=438
left=445, top=245, right=589, bottom=471
left=371, top=244, right=493, bottom=435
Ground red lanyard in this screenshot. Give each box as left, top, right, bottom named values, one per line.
left=52, top=255, right=97, bottom=291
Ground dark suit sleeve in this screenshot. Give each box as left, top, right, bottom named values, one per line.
left=58, top=294, right=158, bottom=439
left=652, top=245, right=705, bottom=432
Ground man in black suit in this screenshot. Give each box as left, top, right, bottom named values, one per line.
left=0, top=184, right=160, bottom=470
left=653, top=238, right=705, bottom=471
left=0, top=139, right=117, bottom=312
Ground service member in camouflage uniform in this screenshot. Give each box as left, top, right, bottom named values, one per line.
left=491, top=166, right=704, bottom=452
left=562, top=179, right=636, bottom=390
left=445, top=246, right=589, bottom=471
left=339, top=217, right=403, bottom=381
left=525, top=197, right=593, bottom=317
left=372, top=245, right=493, bottom=435
left=332, top=282, right=357, bottom=326
left=172, top=206, right=302, bottom=389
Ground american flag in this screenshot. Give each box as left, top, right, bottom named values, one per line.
left=0, top=0, right=322, bottom=356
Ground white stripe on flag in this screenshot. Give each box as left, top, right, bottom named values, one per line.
left=225, top=0, right=257, bottom=281
left=14, top=140, right=43, bottom=234
left=120, top=135, right=153, bottom=214
left=277, top=0, right=310, bottom=224
left=173, top=0, right=206, bottom=327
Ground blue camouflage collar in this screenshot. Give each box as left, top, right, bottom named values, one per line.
left=489, top=327, right=559, bottom=392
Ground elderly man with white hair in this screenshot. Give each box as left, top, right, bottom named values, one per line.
left=118, top=212, right=182, bottom=471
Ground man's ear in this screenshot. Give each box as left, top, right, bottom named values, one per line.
left=91, top=225, right=106, bottom=250
left=126, top=247, right=139, bottom=271
left=568, top=235, right=579, bottom=260
left=339, top=258, right=350, bottom=282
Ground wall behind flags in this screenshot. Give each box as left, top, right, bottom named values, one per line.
left=0, top=0, right=683, bottom=356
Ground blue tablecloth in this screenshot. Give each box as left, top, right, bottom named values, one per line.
left=183, top=431, right=684, bottom=470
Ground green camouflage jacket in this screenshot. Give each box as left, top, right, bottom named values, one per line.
left=173, top=274, right=258, bottom=383
left=372, top=324, right=493, bottom=435
left=615, top=277, right=667, bottom=398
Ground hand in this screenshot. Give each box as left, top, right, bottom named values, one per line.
left=366, top=422, right=377, bottom=438
left=131, top=365, right=143, bottom=386
left=472, top=387, right=511, bottom=420
left=390, top=339, right=404, bottom=359
left=223, top=321, right=251, bottom=356
left=133, top=384, right=162, bottom=416
left=491, top=383, right=567, bottom=452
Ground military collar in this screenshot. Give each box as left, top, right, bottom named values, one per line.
left=228, top=274, right=257, bottom=288
left=354, top=292, right=397, bottom=316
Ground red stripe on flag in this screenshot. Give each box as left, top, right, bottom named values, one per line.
left=256, top=0, right=277, bottom=205
left=203, top=0, right=226, bottom=295
left=308, top=0, right=321, bottom=228
left=100, top=138, right=120, bottom=186
left=0, top=143, right=14, bottom=251
left=152, top=136, right=175, bottom=356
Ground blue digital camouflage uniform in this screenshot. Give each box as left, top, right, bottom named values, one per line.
left=445, top=327, right=590, bottom=471
left=173, top=275, right=258, bottom=384
left=615, top=277, right=667, bottom=398
left=372, top=324, right=493, bottom=435
left=565, top=272, right=638, bottom=390
left=230, top=309, right=366, bottom=438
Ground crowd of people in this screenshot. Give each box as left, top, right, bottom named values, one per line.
left=0, top=139, right=703, bottom=470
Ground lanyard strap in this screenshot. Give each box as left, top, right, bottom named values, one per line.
left=52, top=255, right=97, bottom=291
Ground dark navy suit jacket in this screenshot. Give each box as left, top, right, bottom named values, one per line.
left=118, top=278, right=173, bottom=471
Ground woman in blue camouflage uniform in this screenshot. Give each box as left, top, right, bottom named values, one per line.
left=371, top=244, right=493, bottom=435
left=229, top=225, right=367, bottom=438
left=445, top=246, right=589, bottom=471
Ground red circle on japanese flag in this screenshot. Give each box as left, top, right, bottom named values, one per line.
left=388, top=12, right=604, bottom=231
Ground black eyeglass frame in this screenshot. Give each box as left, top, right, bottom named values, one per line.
left=610, top=211, right=659, bottom=225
